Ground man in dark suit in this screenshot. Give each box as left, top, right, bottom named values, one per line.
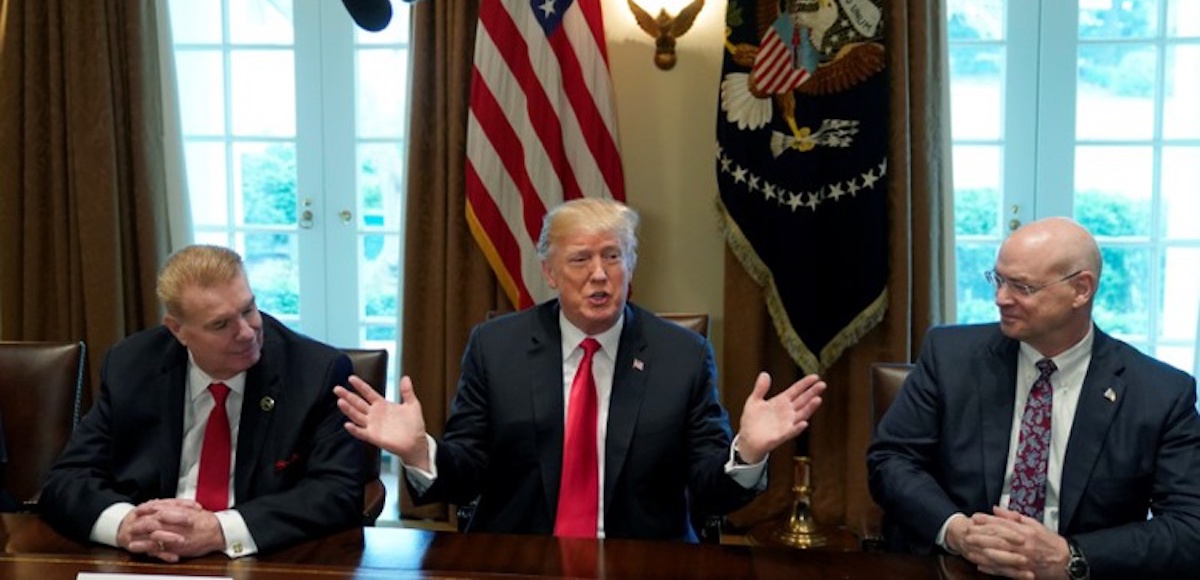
left=868, top=217, right=1200, bottom=579
left=336, top=198, right=826, bottom=540
left=41, top=245, right=365, bottom=562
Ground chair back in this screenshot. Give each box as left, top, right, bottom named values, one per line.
left=871, top=363, right=914, bottom=426
left=860, top=362, right=914, bottom=549
left=0, top=341, right=87, bottom=504
left=341, top=348, right=389, bottom=525
left=659, top=313, right=709, bottom=338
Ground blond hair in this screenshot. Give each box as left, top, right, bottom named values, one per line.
left=156, top=245, right=246, bottom=317
left=536, top=198, right=639, bottom=270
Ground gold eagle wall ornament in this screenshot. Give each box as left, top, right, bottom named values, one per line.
left=628, top=0, right=706, bottom=70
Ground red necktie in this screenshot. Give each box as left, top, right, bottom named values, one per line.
left=196, top=382, right=232, bottom=511
left=1010, top=358, right=1056, bottom=520
left=555, top=338, right=600, bottom=538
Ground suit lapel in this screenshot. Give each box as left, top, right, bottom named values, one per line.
left=1058, top=330, right=1124, bottom=531
left=160, top=343, right=189, bottom=495
left=234, top=329, right=284, bottom=501
left=531, top=303, right=567, bottom=520
left=604, top=305, right=647, bottom=515
left=979, top=334, right=1019, bottom=505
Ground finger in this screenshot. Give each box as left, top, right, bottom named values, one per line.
left=347, top=375, right=383, bottom=402
left=749, top=372, right=771, bottom=401
left=792, top=379, right=827, bottom=407
left=398, top=375, right=418, bottom=405
left=336, top=393, right=369, bottom=424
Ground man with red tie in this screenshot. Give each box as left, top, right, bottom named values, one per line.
left=41, top=245, right=365, bottom=562
left=335, top=198, right=826, bottom=541
left=868, top=218, right=1200, bottom=579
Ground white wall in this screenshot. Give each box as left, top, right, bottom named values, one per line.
left=604, top=0, right=731, bottom=378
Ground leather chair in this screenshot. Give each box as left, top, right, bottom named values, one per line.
left=0, top=341, right=87, bottom=510
left=861, top=362, right=914, bottom=549
left=341, top=348, right=389, bottom=525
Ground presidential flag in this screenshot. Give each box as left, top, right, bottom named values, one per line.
left=717, top=0, right=888, bottom=372
left=466, top=0, right=625, bottom=310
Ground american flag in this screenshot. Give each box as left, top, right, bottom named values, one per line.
left=751, top=16, right=811, bottom=95
left=465, top=0, right=625, bottom=309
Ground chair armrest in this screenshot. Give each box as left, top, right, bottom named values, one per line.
left=363, top=478, right=386, bottom=525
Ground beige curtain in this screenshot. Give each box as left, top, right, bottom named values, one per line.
left=0, top=0, right=171, bottom=400
left=721, top=0, right=951, bottom=533
left=399, top=0, right=512, bottom=524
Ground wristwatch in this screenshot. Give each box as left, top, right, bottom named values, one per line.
left=1066, top=539, right=1090, bottom=580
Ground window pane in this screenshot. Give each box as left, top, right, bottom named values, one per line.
left=1093, top=245, right=1151, bottom=338
left=231, top=50, right=296, bottom=137
left=234, top=142, right=297, bottom=226
left=168, top=0, right=222, bottom=44
left=1161, top=247, right=1200, bottom=341
left=1155, top=346, right=1194, bottom=374
left=185, top=141, right=228, bottom=227
left=946, top=0, right=1005, bottom=41
left=357, top=49, right=409, bottom=138
left=229, top=0, right=294, bottom=45
left=956, top=242, right=1000, bottom=324
left=1164, top=45, right=1200, bottom=139
left=1167, top=0, right=1200, bottom=37
left=953, top=145, right=1002, bottom=236
left=359, top=143, right=405, bottom=228
left=950, top=47, right=1004, bottom=140
left=175, top=50, right=225, bottom=136
left=1077, top=44, right=1156, bottom=140
left=1079, top=0, right=1159, bottom=39
left=1075, top=146, right=1152, bottom=237
left=1162, top=147, right=1200, bottom=239
left=360, top=234, right=400, bottom=319
left=241, top=233, right=300, bottom=317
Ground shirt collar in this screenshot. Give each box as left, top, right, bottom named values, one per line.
left=558, top=310, right=624, bottom=359
left=1019, top=325, right=1095, bottom=383
left=187, top=350, right=247, bottom=401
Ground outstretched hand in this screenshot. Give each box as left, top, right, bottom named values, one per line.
left=334, top=375, right=431, bottom=470
left=735, top=372, right=826, bottom=464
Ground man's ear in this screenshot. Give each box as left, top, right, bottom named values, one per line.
left=541, top=260, right=558, bottom=290
left=1073, top=271, right=1097, bottom=308
left=164, top=314, right=186, bottom=345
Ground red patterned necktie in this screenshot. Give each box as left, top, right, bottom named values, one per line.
left=1010, top=358, right=1057, bottom=521
left=196, top=382, right=232, bottom=512
left=555, top=338, right=601, bottom=538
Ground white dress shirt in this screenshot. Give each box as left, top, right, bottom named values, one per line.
left=90, top=354, right=259, bottom=558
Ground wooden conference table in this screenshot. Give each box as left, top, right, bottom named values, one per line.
left=0, top=513, right=985, bottom=579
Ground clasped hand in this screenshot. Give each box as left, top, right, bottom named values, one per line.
left=949, top=506, right=1071, bottom=579
left=116, top=498, right=226, bottom=562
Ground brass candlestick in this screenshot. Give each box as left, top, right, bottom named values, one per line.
left=771, top=456, right=827, bottom=548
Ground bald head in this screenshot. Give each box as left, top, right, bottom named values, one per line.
left=992, top=217, right=1102, bottom=357
left=1002, top=217, right=1102, bottom=282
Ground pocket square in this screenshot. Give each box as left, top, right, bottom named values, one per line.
left=274, top=452, right=302, bottom=472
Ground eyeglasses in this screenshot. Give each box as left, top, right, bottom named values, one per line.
left=983, top=269, right=1083, bottom=297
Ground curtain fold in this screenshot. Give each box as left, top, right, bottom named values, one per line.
left=0, top=0, right=171, bottom=398
left=721, top=0, right=951, bottom=533
left=399, top=0, right=509, bottom=523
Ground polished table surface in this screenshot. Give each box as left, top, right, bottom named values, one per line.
left=0, top=513, right=985, bottom=579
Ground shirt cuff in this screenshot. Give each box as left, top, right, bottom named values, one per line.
left=401, top=434, right=439, bottom=494
left=724, top=434, right=768, bottom=490
left=216, top=510, right=259, bottom=558
left=936, top=513, right=967, bottom=553
left=89, top=502, right=135, bottom=547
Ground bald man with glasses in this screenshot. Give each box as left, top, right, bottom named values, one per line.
left=868, top=217, right=1200, bottom=580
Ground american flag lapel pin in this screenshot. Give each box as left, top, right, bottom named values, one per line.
left=1103, top=388, right=1117, bottom=402
left=632, top=359, right=644, bottom=371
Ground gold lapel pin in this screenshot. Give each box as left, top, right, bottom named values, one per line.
left=1103, top=388, right=1117, bottom=402
left=260, top=396, right=275, bottom=411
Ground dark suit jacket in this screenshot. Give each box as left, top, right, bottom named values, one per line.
left=412, top=300, right=758, bottom=541
left=40, top=314, right=365, bottom=553
left=867, top=323, right=1200, bottom=579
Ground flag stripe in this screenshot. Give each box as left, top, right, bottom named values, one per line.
left=467, top=0, right=624, bottom=309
